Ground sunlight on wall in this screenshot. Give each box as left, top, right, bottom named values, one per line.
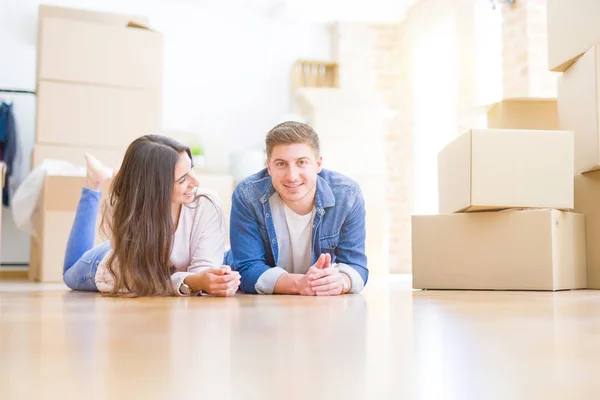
left=474, top=1, right=503, bottom=107
left=413, top=17, right=458, bottom=215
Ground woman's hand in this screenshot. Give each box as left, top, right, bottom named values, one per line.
left=188, top=265, right=240, bottom=297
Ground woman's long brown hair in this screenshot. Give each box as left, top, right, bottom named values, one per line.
left=101, top=134, right=193, bottom=297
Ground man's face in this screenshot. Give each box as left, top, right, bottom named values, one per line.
left=267, top=143, right=322, bottom=213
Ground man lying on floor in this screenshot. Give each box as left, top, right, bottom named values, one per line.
left=225, top=121, right=368, bottom=295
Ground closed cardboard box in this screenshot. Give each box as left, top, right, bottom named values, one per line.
left=36, top=5, right=149, bottom=90
left=29, top=175, right=110, bottom=283
left=37, top=17, right=162, bottom=89
left=411, top=210, right=587, bottom=291
left=487, top=99, right=558, bottom=130
left=438, top=129, right=573, bottom=213
left=32, top=144, right=124, bottom=170
left=36, top=81, right=160, bottom=148
left=547, top=0, right=600, bottom=72
left=574, top=171, right=600, bottom=289
left=459, top=99, right=559, bottom=133
left=38, top=4, right=148, bottom=27
left=558, top=45, right=600, bottom=174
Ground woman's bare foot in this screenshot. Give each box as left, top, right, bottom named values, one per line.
left=84, top=153, right=113, bottom=191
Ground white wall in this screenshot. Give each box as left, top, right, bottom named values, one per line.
left=0, top=0, right=331, bottom=264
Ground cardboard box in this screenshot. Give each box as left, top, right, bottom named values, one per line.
left=486, top=99, right=558, bottom=130
left=459, top=99, right=559, bottom=133
left=574, top=171, right=600, bottom=288
left=36, top=81, right=160, bottom=148
left=29, top=175, right=110, bottom=283
left=411, top=210, right=587, bottom=290
left=32, top=144, right=125, bottom=170
left=38, top=4, right=148, bottom=27
left=558, top=45, right=600, bottom=174
left=37, top=16, right=162, bottom=89
left=438, top=129, right=574, bottom=213
left=547, top=0, right=600, bottom=72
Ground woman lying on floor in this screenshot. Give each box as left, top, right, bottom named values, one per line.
left=62, top=134, right=240, bottom=297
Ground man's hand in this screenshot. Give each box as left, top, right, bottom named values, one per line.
left=296, top=253, right=331, bottom=296
left=186, top=265, right=240, bottom=297
left=309, top=256, right=350, bottom=296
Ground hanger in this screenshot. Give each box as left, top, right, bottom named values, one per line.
left=0, top=88, right=35, bottom=106
left=1, top=95, right=13, bottom=106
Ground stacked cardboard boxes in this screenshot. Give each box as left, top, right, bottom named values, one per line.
left=411, top=0, right=600, bottom=291
left=32, top=5, right=162, bottom=168
left=412, top=127, right=585, bottom=291
left=29, top=5, right=163, bottom=282
left=549, top=0, right=600, bottom=289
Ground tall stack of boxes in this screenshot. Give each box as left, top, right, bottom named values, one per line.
left=412, top=127, right=586, bottom=291
left=29, top=5, right=163, bottom=282
left=550, top=0, right=600, bottom=290
left=410, top=1, right=600, bottom=291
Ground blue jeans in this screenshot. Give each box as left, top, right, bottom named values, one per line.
left=63, top=187, right=111, bottom=291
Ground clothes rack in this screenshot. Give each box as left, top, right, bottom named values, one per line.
left=0, top=89, right=35, bottom=95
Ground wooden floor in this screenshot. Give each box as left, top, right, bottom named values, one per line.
left=1, top=276, right=600, bottom=400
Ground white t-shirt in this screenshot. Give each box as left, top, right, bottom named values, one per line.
left=256, top=191, right=363, bottom=295
left=269, top=192, right=315, bottom=274
left=282, top=203, right=315, bottom=273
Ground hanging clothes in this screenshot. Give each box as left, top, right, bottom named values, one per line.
left=0, top=102, right=9, bottom=143
left=0, top=102, right=17, bottom=206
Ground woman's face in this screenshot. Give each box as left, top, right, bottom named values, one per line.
left=172, top=152, right=199, bottom=204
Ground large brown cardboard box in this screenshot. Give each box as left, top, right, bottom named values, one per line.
left=411, top=210, right=587, bottom=291
left=29, top=175, right=110, bottom=283
left=32, top=144, right=125, bottom=170
left=438, top=129, right=573, bottom=213
left=547, top=0, right=600, bottom=72
left=574, top=171, right=600, bottom=288
left=36, top=81, right=160, bottom=148
left=557, top=44, right=600, bottom=174
left=37, top=16, right=162, bottom=89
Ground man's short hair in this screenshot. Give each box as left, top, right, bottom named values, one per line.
left=265, top=121, right=320, bottom=159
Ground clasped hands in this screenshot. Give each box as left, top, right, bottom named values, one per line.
left=298, top=253, right=349, bottom=296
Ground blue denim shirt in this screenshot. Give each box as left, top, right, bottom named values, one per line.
left=227, top=167, right=368, bottom=294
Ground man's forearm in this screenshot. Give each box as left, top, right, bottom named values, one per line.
left=273, top=273, right=304, bottom=294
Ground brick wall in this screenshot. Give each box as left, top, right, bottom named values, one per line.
left=502, top=0, right=559, bottom=98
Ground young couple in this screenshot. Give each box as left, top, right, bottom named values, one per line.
left=63, top=121, right=368, bottom=297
